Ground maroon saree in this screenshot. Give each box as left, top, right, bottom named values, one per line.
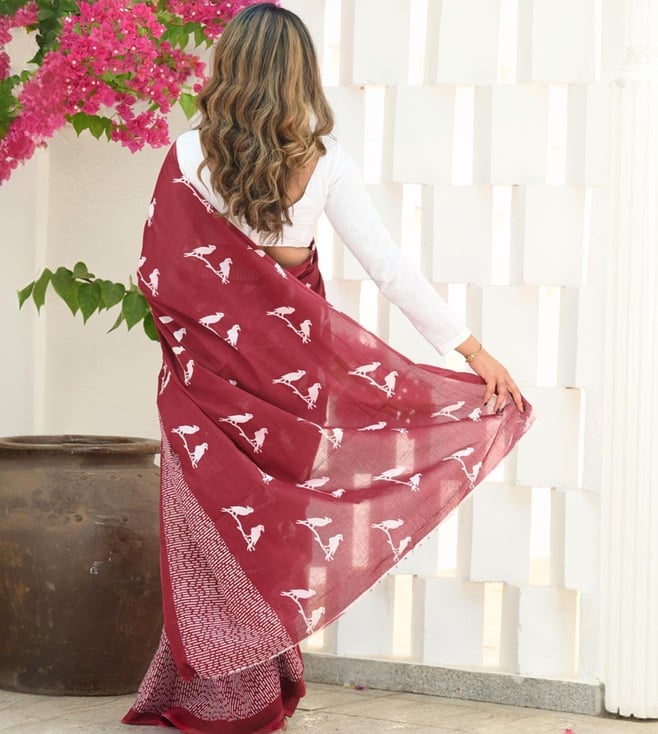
left=123, top=145, right=534, bottom=732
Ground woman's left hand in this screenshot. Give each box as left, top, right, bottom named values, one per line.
left=469, top=351, right=524, bottom=413
left=456, top=337, right=524, bottom=413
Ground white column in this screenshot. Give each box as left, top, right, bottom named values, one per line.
left=600, top=0, right=658, bottom=718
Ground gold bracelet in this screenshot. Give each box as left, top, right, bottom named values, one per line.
left=464, top=343, right=484, bottom=364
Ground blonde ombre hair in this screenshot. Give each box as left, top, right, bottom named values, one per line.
left=196, top=3, right=334, bottom=241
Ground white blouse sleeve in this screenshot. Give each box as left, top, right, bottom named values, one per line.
left=323, top=142, right=471, bottom=356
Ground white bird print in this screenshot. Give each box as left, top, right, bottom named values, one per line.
left=299, top=320, right=312, bottom=343
left=145, top=268, right=160, bottom=297
left=297, top=516, right=333, bottom=528
left=281, top=588, right=316, bottom=601
left=273, top=371, right=321, bottom=408
left=349, top=362, right=397, bottom=397
left=159, top=365, right=171, bottom=395
left=305, top=382, right=321, bottom=409
left=266, top=306, right=296, bottom=317
left=280, top=589, right=322, bottom=633
left=251, top=427, right=268, bottom=453
left=191, top=442, right=208, bottom=468
left=442, top=447, right=479, bottom=488
left=218, top=257, right=233, bottom=284
left=431, top=401, right=465, bottom=420
left=374, top=467, right=406, bottom=481
left=296, top=517, right=343, bottom=561
left=329, top=428, right=344, bottom=448
left=173, top=176, right=215, bottom=212
left=247, top=524, right=265, bottom=551
left=372, top=519, right=404, bottom=531
left=224, top=323, right=240, bottom=349
left=173, top=327, right=186, bottom=343
left=184, top=244, right=216, bottom=258
left=159, top=315, right=174, bottom=324
left=219, top=413, right=253, bottom=425
left=172, top=424, right=200, bottom=437
left=331, top=488, right=345, bottom=498
left=137, top=256, right=147, bottom=269
left=199, top=312, right=224, bottom=328
left=147, top=197, right=156, bottom=226
left=447, top=447, right=475, bottom=459
left=470, top=461, right=482, bottom=483
left=468, top=407, right=482, bottom=422
left=222, top=506, right=265, bottom=551
left=272, top=369, right=306, bottom=385
left=171, top=426, right=206, bottom=469
left=172, top=345, right=185, bottom=356
left=358, top=421, right=387, bottom=431
left=183, top=359, right=195, bottom=386
left=326, top=534, right=344, bottom=560
left=397, top=536, right=412, bottom=557
left=383, top=370, right=398, bottom=397
left=297, top=476, right=330, bottom=490
left=219, top=414, right=267, bottom=453
left=273, top=262, right=288, bottom=279
left=259, top=469, right=274, bottom=484
left=296, top=419, right=343, bottom=449
left=371, top=519, right=409, bottom=561
left=408, top=473, right=422, bottom=492
left=348, top=361, right=381, bottom=377
left=222, top=505, right=254, bottom=517
left=375, top=469, right=419, bottom=492
left=308, top=606, right=325, bottom=632
left=268, top=308, right=314, bottom=344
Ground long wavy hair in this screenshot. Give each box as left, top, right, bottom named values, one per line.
left=196, top=3, right=334, bottom=241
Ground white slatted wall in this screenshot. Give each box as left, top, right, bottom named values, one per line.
left=282, top=0, right=618, bottom=683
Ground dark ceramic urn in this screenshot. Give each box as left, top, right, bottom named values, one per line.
left=0, top=435, right=162, bottom=695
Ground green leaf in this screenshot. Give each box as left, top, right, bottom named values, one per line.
left=68, top=112, right=89, bottom=136
left=88, top=115, right=106, bottom=140
left=0, top=1, right=34, bottom=16
left=99, top=280, right=125, bottom=310
left=143, top=311, right=158, bottom=341
left=122, top=291, right=148, bottom=330
left=32, top=268, right=53, bottom=311
left=77, top=282, right=101, bottom=323
left=178, top=92, right=197, bottom=120
left=193, top=27, right=207, bottom=48
left=51, top=266, right=79, bottom=315
left=73, top=261, right=94, bottom=279
left=17, top=281, right=34, bottom=308
left=108, top=310, right=126, bottom=334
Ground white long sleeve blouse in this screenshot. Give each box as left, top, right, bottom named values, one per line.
left=176, top=130, right=471, bottom=356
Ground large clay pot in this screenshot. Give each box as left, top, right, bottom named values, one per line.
left=0, top=435, right=162, bottom=695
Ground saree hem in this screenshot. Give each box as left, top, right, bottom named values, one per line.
left=122, top=678, right=304, bottom=733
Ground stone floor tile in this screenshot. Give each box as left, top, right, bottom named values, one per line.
left=1, top=683, right=657, bottom=733
left=0, top=693, right=134, bottom=733
left=320, top=693, right=537, bottom=728
left=297, top=681, right=396, bottom=711
left=289, top=710, right=459, bottom=732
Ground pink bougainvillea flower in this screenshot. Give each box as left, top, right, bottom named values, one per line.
left=0, top=0, right=264, bottom=184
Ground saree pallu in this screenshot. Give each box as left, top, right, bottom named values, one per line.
left=123, top=145, right=534, bottom=732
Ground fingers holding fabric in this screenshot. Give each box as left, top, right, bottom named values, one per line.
left=456, top=343, right=525, bottom=414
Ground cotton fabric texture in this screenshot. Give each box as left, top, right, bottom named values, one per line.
left=123, top=144, right=534, bottom=732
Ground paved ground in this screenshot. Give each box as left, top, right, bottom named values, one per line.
left=1, top=681, right=658, bottom=732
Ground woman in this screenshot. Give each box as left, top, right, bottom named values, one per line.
left=123, top=4, right=533, bottom=732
